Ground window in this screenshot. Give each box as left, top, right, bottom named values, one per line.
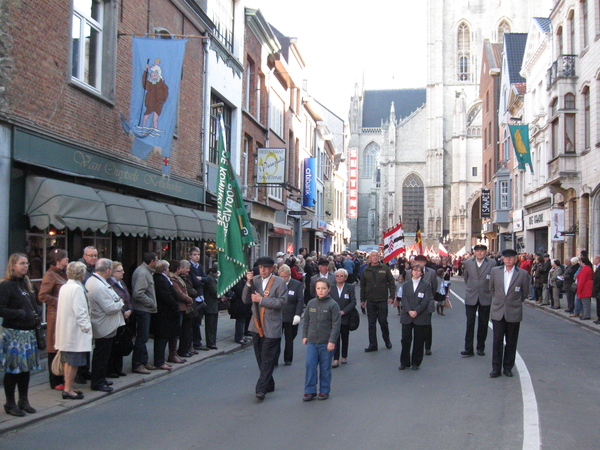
left=362, top=142, right=380, bottom=178
left=210, top=0, right=234, bottom=52
left=244, top=59, right=253, bottom=111
left=569, top=12, right=576, bottom=54
left=583, top=86, right=590, bottom=150
left=457, top=22, right=471, bottom=81
left=472, top=167, right=478, bottom=177
left=565, top=93, right=576, bottom=109
left=402, top=174, right=424, bottom=233
left=565, top=94, right=576, bottom=153
left=497, top=20, right=510, bottom=43
left=209, top=94, right=232, bottom=164
left=582, top=0, right=589, bottom=48
left=270, top=92, right=284, bottom=137
left=500, top=180, right=509, bottom=209
left=71, top=0, right=103, bottom=91
left=557, top=26, right=564, bottom=56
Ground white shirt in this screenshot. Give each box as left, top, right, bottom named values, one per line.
left=412, top=277, right=421, bottom=292
left=261, top=274, right=273, bottom=292
left=503, top=266, right=515, bottom=295
left=337, top=286, right=344, bottom=298
left=476, top=259, right=484, bottom=268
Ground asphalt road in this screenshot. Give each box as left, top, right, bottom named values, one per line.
left=1, top=278, right=599, bottom=450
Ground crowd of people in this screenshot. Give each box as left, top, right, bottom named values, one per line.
left=1, top=244, right=598, bottom=414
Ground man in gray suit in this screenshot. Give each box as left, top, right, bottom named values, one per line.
left=413, top=255, right=437, bottom=355
left=310, top=259, right=336, bottom=298
left=243, top=257, right=287, bottom=400
left=489, top=249, right=530, bottom=378
left=461, top=244, right=495, bottom=357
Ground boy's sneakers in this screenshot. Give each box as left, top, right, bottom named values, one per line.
left=303, top=393, right=317, bottom=402
left=317, top=393, right=329, bottom=400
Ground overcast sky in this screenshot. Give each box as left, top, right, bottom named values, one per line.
left=251, top=0, right=428, bottom=120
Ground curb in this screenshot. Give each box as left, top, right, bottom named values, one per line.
left=524, top=299, right=600, bottom=334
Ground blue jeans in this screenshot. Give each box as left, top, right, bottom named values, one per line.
left=574, top=295, right=582, bottom=315
left=304, top=343, right=333, bottom=395
left=132, top=310, right=151, bottom=368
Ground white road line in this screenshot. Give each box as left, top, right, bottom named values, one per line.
left=451, top=290, right=541, bottom=450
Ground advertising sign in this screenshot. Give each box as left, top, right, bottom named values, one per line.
left=257, top=148, right=286, bottom=184
left=348, top=148, right=358, bottom=218
left=551, top=209, right=565, bottom=242
left=303, top=158, right=316, bottom=207
left=481, top=188, right=491, bottom=218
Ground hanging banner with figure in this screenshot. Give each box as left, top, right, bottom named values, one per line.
left=508, top=124, right=534, bottom=173
left=120, top=37, right=187, bottom=177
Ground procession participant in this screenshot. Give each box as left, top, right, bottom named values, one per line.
left=277, top=265, right=304, bottom=366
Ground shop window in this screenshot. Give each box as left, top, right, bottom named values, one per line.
left=26, top=228, right=68, bottom=293
left=81, top=231, right=111, bottom=260
left=152, top=240, right=172, bottom=260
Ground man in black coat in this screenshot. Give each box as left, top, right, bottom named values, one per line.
left=188, top=246, right=208, bottom=351
left=593, top=256, right=600, bottom=324
left=276, top=265, right=304, bottom=365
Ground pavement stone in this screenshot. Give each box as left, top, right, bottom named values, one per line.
left=0, top=311, right=247, bottom=434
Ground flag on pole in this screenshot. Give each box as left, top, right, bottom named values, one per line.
left=382, top=222, right=405, bottom=263
left=216, top=112, right=255, bottom=297
left=438, top=243, right=449, bottom=257
left=415, top=220, right=423, bottom=255
left=508, top=124, right=534, bottom=173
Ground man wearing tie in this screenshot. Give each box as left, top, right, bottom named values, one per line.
left=488, top=249, right=530, bottom=378
left=461, top=244, right=495, bottom=357
left=310, top=259, right=336, bottom=299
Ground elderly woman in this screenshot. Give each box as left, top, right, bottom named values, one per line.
left=106, top=261, right=132, bottom=378
left=577, top=257, right=594, bottom=320
left=38, top=248, right=69, bottom=390
left=177, top=260, right=198, bottom=357
left=152, top=260, right=180, bottom=370
left=563, top=257, right=578, bottom=313
left=0, top=253, right=41, bottom=416
left=329, top=268, right=357, bottom=368
left=397, top=264, right=433, bottom=371
left=168, top=260, right=193, bottom=364
left=55, top=261, right=92, bottom=400
left=549, top=259, right=564, bottom=310
left=277, top=264, right=304, bottom=365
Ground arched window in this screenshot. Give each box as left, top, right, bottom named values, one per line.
left=361, top=142, right=380, bottom=179
left=402, top=174, right=424, bottom=233
left=498, top=20, right=511, bottom=43
left=457, top=22, right=471, bottom=81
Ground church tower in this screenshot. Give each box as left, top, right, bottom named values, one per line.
left=426, top=0, right=552, bottom=251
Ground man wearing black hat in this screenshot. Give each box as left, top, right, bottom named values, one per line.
left=243, top=257, right=287, bottom=400
left=488, top=249, right=530, bottom=378
left=461, top=244, right=495, bottom=357
left=413, top=254, right=438, bottom=355
left=310, top=259, right=336, bottom=298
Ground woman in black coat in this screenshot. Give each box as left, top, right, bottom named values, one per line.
left=396, top=264, right=432, bottom=371
left=152, top=260, right=180, bottom=370
left=228, top=277, right=252, bottom=344
left=202, top=266, right=220, bottom=350
left=330, top=268, right=357, bottom=367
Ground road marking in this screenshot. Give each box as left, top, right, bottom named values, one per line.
left=451, top=291, right=541, bottom=450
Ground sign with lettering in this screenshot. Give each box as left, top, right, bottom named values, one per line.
left=348, top=148, right=358, bottom=218
left=524, top=210, right=549, bottom=230
left=303, top=158, right=316, bottom=207
left=257, top=148, right=286, bottom=184
left=481, top=188, right=491, bottom=218
left=13, top=128, right=204, bottom=203
left=551, top=208, right=565, bottom=242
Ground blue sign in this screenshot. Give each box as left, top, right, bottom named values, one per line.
left=303, top=158, right=316, bottom=207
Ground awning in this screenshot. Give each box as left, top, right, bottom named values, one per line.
left=271, top=223, right=293, bottom=236
left=166, top=204, right=203, bottom=240
left=95, top=190, right=148, bottom=237
left=193, top=210, right=217, bottom=241
left=136, top=199, right=178, bottom=239
left=25, top=176, right=108, bottom=232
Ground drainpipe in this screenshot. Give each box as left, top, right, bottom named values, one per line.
left=201, top=33, right=211, bottom=201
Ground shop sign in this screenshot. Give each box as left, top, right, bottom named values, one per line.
left=303, top=158, right=316, bottom=207
left=481, top=188, right=491, bottom=218
left=513, top=209, right=523, bottom=232
left=257, top=148, right=286, bottom=184
left=551, top=209, right=565, bottom=242
left=524, top=210, right=548, bottom=230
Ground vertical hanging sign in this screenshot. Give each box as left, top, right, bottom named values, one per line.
left=303, top=158, right=316, bottom=207
left=348, top=148, right=358, bottom=218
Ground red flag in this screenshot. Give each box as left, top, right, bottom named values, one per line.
left=438, top=243, right=449, bottom=257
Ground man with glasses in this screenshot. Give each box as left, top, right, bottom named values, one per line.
left=79, top=246, right=98, bottom=282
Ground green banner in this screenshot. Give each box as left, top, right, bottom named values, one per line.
left=216, top=114, right=255, bottom=297
left=508, top=124, right=534, bottom=173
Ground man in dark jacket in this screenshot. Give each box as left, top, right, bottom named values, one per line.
left=360, top=251, right=395, bottom=352
left=593, top=256, right=600, bottom=324
left=188, top=246, right=208, bottom=351
left=538, top=254, right=552, bottom=305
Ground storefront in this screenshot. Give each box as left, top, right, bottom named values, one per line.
left=11, top=128, right=217, bottom=287
left=524, top=210, right=550, bottom=256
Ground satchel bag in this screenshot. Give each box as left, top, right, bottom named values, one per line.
left=51, top=350, right=64, bottom=376
left=112, top=325, right=134, bottom=357
left=444, top=297, right=452, bottom=309
left=34, top=313, right=47, bottom=351
left=348, top=307, right=360, bottom=331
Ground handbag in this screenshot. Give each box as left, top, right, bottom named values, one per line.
left=51, top=350, right=64, bottom=376
left=34, top=313, right=47, bottom=350
left=444, top=297, right=452, bottom=309
left=348, top=307, right=360, bottom=331
left=218, top=297, right=231, bottom=311
left=112, top=325, right=134, bottom=357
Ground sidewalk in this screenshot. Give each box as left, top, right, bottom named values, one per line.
left=0, top=311, right=246, bottom=434
left=524, top=296, right=600, bottom=334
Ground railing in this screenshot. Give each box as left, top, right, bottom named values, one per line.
left=547, top=55, right=577, bottom=88
left=361, top=127, right=381, bottom=134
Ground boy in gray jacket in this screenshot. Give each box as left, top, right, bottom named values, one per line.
left=302, top=279, right=341, bottom=401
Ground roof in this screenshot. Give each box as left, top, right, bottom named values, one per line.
left=504, top=33, right=528, bottom=84
left=533, top=17, right=552, bottom=33
left=362, top=89, right=426, bottom=128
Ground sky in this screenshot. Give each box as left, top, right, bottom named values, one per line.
left=250, top=0, right=428, bottom=119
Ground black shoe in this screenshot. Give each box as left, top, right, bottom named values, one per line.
left=74, top=375, right=87, bottom=384
left=461, top=351, right=474, bottom=357
left=477, top=350, right=485, bottom=356
left=255, top=392, right=265, bottom=400
left=594, top=320, right=600, bottom=324
left=105, top=381, right=114, bottom=386
left=385, top=341, right=393, bottom=349
left=62, top=391, right=84, bottom=400
left=503, top=369, right=513, bottom=377
left=284, top=361, right=292, bottom=366
left=117, top=372, right=127, bottom=377
left=91, top=385, right=114, bottom=392
left=17, top=399, right=36, bottom=414
left=208, top=346, right=218, bottom=350
left=425, top=350, right=432, bottom=356
left=564, top=309, right=573, bottom=313
left=489, top=371, right=501, bottom=378
left=550, top=306, right=560, bottom=310
left=4, top=403, right=25, bottom=417
left=411, top=365, right=420, bottom=370
left=398, top=365, right=409, bottom=370
left=364, top=346, right=378, bottom=352
left=107, top=373, right=120, bottom=378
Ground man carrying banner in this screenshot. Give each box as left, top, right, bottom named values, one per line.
left=243, top=257, right=287, bottom=400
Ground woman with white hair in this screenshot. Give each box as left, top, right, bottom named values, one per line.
left=55, top=261, right=93, bottom=400
left=152, top=260, right=180, bottom=370
left=562, top=257, right=579, bottom=313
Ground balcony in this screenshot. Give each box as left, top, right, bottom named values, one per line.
left=547, top=153, right=580, bottom=192
left=547, top=55, right=577, bottom=89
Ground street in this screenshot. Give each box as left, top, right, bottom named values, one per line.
left=1, top=277, right=599, bottom=450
